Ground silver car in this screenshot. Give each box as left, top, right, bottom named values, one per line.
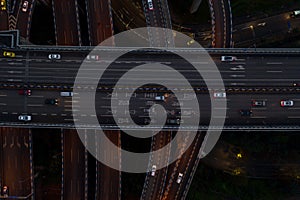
left=48, top=54, right=61, bottom=60
left=18, top=115, right=31, bottom=121
left=176, top=173, right=183, bottom=184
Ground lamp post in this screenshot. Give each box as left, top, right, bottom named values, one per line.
left=249, top=25, right=256, bottom=50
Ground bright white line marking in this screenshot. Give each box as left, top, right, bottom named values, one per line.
left=267, top=62, right=282, bottom=65
left=267, top=71, right=282, bottom=73
left=0, top=95, right=7, bottom=97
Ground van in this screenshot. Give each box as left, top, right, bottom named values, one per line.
left=60, top=91, right=73, bottom=97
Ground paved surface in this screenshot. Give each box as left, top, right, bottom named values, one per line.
left=85, top=0, right=113, bottom=45
left=63, top=129, right=86, bottom=200
left=141, top=131, right=172, bottom=200
left=95, top=130, right=121, bottom=200
left=0, top=8, right=8, bottom=30
left=0, top=127, right=31, bottom=197
left=52, top=0, right=81, bottom=45
left=0, top=51, right=300, bottom=126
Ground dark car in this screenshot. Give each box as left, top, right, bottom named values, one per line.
left=251, top=100, right=266, bottom=107
left=166, top=118, right=180, bottom=125
left=240, top=109, right=252, bottom=116
left=18, top=89, right=31, bottom=96
left=45, top=99, right=58, bottom=105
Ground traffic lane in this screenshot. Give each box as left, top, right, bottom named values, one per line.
left=63, top=129, right=85, bottom=200
left=16, top=0, right=33, bottom=38
left=212, top=0, right=225, bottom=48
left=97, top=130, right=121, bottom=200
left=0, top=10, right=8, bottom=30
left=87, top=0, right=113, bottom=45
left=142, top=131, right=171, bottom=200
left=0, top=128, right=31, bottom=196
left=53, top=0, right=80, bottom=45
left=29, top=51, right=88, bottom=61
left=162, top=132, right=202, bottom=200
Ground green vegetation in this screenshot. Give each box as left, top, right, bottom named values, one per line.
left=187, top=164, right=291, bottom=200
left=231, top=0, right=300, bottom=17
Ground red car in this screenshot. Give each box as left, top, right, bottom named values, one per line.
left=19, top=89, right=31, bottom=96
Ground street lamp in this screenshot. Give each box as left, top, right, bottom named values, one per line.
left=249, top=25, right=256, bottom=50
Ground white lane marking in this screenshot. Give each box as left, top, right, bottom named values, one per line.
left=288, top=108, right=300, bottom=110
left=12, top=112, right=18, bottom=115
left=288, top=116, right=300, bottom=119
left=27, top=104, right=43, bottom=107
left=61, top=114, right=67, bottom=116
left=51, top=114, right=57, bottom=116
left=266, top=71, right=282, bottom=73
left=266, top=62, right=282, bottom=65
left=32, top=113, right=38, bottom=115
left=0, top=94, right=7, bottom=97
left=0, top=103, right=7, bottom=106
left=230, top=74, right=245, bottom=78
left=41, top=113, right=47, bottom=116
left=29, top=95, right=44, bottom=98
left=2, top=112, right=8, bottom=114
left=251, top=116, right=266, bottom=118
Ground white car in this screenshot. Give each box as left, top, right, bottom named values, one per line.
left=22, top=1, right=29, bottom=12
left=151, top=165, right=157, bottom=176
left=176, top=173, right=183, bottom=184
left=213, top=92, right=226, bottom=98
left=257, top=22, right=266, bottom=27
left=155, top=96, right=165, bottom=101
left=148, top=0, right=154, bottom=10
left=18, top=115, right=31, bottom=121
left=221, top=56, right=237, bottom=62
left=280, top=100, right=293, bottom=107
left=86, top=55, right=99, bottom=60
left=48, top=54, right=61, bottom=60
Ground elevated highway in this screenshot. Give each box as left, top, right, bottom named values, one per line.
left=0, top=48, right=299, bottom=129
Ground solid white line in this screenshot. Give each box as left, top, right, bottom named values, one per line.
left=266, top=62, right=282, bottom=65
left=29, top=95, right=44, bottom=98
left=267, top=71, right=282, bottom=73
left=288, top=116, right=300, bottom=119
left=27, top=104, right=43, bottom=107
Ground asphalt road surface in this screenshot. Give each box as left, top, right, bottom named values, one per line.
left=63, top=129, right=86, bottom=200
left=86, top=0, right=113, bottom=45
left=52, top=0, right=81, bottom=45
left=0, top=127, right=31, bottom=197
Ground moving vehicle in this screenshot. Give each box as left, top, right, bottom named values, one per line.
left=213, top=92, right=226, bottom=98
left=280, top=100, right=293, bottom=107
left=86, top=55, right=99, bottom=60
left=1, top=0, right=6, bottom=11
left=48, top=54, right=61, bottom=60
left=257, top=22, right=266, bottom=27
left=22, top=1, right=29, bottom=12
left=176, top=173, right=183, bottom=184
left=240, top=109, right=252, bottom=116
left=45, top=98, right=59, bottom=105
left=151, top=165, right=157, bottom=176
left=290, top=10, right=300, bottom=18
left=221, top=56, right=237, bottom=62
left=18, top=89, right=31, bottom=96
left=60, top=91, right=73, bottom=97
left=148, top=0, right=154, bottom=10
left=155, top=96, right=165, bottom=101
left=18, top=115, right=31, bottom=121
left=3, top=51, right=15, bottom=58
left=166, top=118, right=180, bottom=125
left=251, top=100, right=266, bottom=107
